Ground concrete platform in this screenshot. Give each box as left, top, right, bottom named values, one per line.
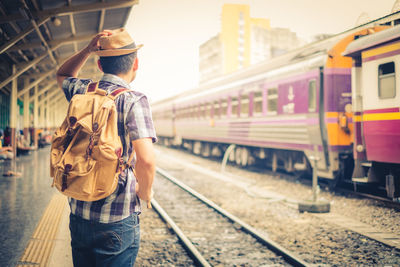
left=16, top=192, right=73, bottom=267
left=47, top=198, right=73, bottom=267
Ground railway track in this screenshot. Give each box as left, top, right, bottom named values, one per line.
left=154, top=147, right=400, bottom=254
left=248, top=157, right=400, bottom=208
left=335, top=181, right=400, bottom=210
left=151, top=167, right=309, bottom=267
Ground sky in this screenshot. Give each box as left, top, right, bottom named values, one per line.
left=125, top=0, right=397, bottom=103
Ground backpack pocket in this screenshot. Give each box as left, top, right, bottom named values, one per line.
left=54, top=157, right=97, bottom=199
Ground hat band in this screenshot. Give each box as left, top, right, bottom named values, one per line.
left=100, top=42, right=137, bottom=50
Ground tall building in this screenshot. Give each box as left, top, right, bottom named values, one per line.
left=199, top=4, right=302, bottom=83
left=199, top=35, right=224, bottom=83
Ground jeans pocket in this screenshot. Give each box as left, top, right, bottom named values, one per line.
left=121, top=213, right=138, bottom=229
left=94, top=230, right=123, bottom=254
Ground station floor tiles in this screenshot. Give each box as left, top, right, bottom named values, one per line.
left=16, top=192, right=73, bottom=267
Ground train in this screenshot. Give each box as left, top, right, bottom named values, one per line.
left=152, top=25, right=400, bottom=199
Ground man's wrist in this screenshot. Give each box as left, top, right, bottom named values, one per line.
left=82, top=46, right=92, bottom=55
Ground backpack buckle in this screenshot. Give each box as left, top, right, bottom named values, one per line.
left=61, top=164, right=72, bottom=192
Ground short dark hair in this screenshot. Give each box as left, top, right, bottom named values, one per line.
left=99, top=51, right=137, bottom=75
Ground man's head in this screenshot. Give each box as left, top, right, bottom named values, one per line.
left=98, top=51, right=137, bottom=76
left=94, top=28, right=142, bottom=82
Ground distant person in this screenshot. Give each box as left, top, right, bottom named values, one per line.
left=3, top=127, right=11, bottom=147
left=56, top=28, right=156, bottom=266
left=0, top=145, right=13, bottom=160
left=16, top=132, right=35, bottom=156
left=0, top=129, right=13, bottom=160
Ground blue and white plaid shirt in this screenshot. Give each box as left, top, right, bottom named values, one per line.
left=62, top=74, right=157, bottom=223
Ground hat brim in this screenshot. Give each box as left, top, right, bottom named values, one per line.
left=94, top=44, right=143, bottom=57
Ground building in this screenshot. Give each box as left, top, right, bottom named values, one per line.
left=199, top=4, right=302, bottom=83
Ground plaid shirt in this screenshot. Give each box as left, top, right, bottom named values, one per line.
left=62, top=74, right=157, bottom=223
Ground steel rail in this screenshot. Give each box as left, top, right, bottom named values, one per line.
left=335, top=186, right=400, bottom=210
left=150, top=199, right=211, bottom=267
left=156, top=167, right=310, bottom=267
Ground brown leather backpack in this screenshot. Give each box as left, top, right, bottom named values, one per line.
left=50, top=82, right=131, bottom=201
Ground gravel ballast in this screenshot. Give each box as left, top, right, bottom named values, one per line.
left=154, top=145, right=400, bottom=266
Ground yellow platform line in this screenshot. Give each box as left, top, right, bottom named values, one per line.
left=16, top=193, right=67, bottom=267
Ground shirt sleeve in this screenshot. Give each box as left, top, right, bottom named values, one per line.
left=62, top=77, right=92, bottom=102
left=125, top=95, right=157, bottom=143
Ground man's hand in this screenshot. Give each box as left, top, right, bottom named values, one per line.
left=86, top=30, right=113, bottom=53
left=56, top=30, right=113, bottom=88
left=134, top=181, right=153, bottom=208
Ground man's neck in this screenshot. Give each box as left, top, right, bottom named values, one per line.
left=114, top=73, right=132, bottom=84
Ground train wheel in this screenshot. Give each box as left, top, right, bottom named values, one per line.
left=240, top=147, right=250, bottom=167
left=284, top=155, right=294, bottom=173
left=272, top=152, right=277, bottom=172
left=193, top=141, right=201, bottom=155
left=235, top=147, right=242, bottom=166
left=202, top=143, right=211, bottom=157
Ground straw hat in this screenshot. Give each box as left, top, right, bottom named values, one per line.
left=94, top=28, right=143, bottom=57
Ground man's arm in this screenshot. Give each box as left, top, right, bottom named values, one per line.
left=56, top=31, right=111, bottom=89
left=132, top=138, right=155, bottom=201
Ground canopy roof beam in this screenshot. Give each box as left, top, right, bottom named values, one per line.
left=17, top=69, right=54, bottom=97
left=38, top=88, right=59, bottom=105
left=30, top=81, right=57, bottom=102
left=0, top=17, right=49, bottom=55
left=98, top=0, right=106, bottom=32
left=20, top=1, right=57, bottom=65
left=0, top=4, right=37, bottom=63
left=8, top=34, right=93, bottom=52
left=67, top=0, right=78, bottom=53
left=0, top=0, right=138, bottom=23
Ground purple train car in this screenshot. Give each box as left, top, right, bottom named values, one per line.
left=152, top=26, right=388, bottom=184
left=344, top=25, right=400, bottom=198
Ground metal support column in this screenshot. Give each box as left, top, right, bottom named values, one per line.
left=23, top=78, right=30, bottom=144
left=298, top=145, right=331, bottom=213
left=46, top=99, right=50, bottom=130
left=9, top=65, right=18, bottom=158
left=33, top=85, right=38, bottom=147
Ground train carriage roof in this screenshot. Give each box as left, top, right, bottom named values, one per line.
left=0, top=0, right=138, bottom=96
left=153, top=12, right=400, bottom=107
left=344, top=25, right=400, bottom=57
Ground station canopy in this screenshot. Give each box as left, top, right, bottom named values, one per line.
left=0, top=0, right=138, bottom=96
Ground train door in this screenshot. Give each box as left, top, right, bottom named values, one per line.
left=351, top=57, right=368, bottom=180
left=318, top=67, right=330, bottom=171
left=305, top=68, right=329, bottom=175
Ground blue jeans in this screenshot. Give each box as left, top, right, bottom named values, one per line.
left=69, top=213, right=140, bottom=267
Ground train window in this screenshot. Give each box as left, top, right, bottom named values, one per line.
left=201, top=103, right=206, bottom=118
left=378, top=62, right=396, bottom=99
left=213, top=100, right=219, bottom=118
left=221, top=98, right=228, bottom=117
left=205, top=102, right=212, bottom=118
left=196, top=104, right=201, bottom=119
left=241, top=94, right=249, bottom=116
left=308, top=80, right=317, bottom=112
left=190, top=105, right=195, bottom=118
left=267, top=88, right=278, bottom=113
left=186, top=107, right=190, bottom=118
left=231, top=96, right=238, bottom=117
left=184, top=107, right=188, bottom=118
left=178, top=107, right=182, bottom=119
left=254, top=91, right=263, bottom=115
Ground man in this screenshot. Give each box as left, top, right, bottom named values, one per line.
left=56, top=28, right=156, bottom=266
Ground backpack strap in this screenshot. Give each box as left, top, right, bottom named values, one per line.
left=108, top=87, right=133, bottom=100
left=86, top=82, right=98, bottom=93
left=86, top=82, right=132, bottom=99
left=107, top=86, right=134, bottom=172
left=86, top=82, right=109, bottom=96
